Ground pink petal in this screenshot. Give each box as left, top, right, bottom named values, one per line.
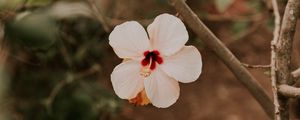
left=109, top=21, right=150, bottom=59
left=111, top=60, right=144, bottom=99
left=147, top=13, right=188, bottom=56
left=144, top=67, right=180, bottom=108
left=160, top=46, right=202, bottom=83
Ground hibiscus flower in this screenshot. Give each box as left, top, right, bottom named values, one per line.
left=109, top=13, right=202, bottom=108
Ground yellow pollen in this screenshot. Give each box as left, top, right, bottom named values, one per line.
left=140, top=57, right=153, bottom=77
left=140, top=67, right=151, bottom=77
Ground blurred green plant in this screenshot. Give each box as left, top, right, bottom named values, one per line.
left=2, top=1, right=123, bottom=120
left=6, top=13, right=58, bottom=50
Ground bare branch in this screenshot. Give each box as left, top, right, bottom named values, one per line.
left=43, top=73, right=73, bottom=111
left=291, top=68, right=300, bottom=78
left=278, top=85, right=300, bottom=98
left=272, top=0, right=300, bottom=119
left=271, top=0, right=282, bottom=119
left=242, top=63, right=270, bottom=69
left=169, top=0, right=274, bottom=118
left=43, top=64, right=100, bottom=110
left=87, top=0, right=110, bottom=32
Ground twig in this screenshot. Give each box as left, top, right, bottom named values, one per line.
left=43, top=72, right=73, bottom=112
left=43, top=64, right=101, bottom=111
left=169, top=0, right=274, bottom=118
left=60, top=43, right=73, bottom=67
left=87, top=0, right=110, bottom=32
left=272, top=0, right=300, bottom=119
left=271, top=0, right=282, bottom=119
left=242, top=63, right=271, bottom=69
left=278, top=85, right=300, bottom=98
left=291, top=68, right=300, bottom=78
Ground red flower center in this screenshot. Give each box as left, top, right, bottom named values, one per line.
left=141, top=50, right=163, bottom=70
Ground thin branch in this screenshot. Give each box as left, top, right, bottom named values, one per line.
left=278, top=85, right=300, bottom=98
left=291, top=68, right=300, bottom=78
left=242, top=63, right=271, bottom=69
left=271, top=0, right=282, bottom=119
left=272, top=0, right=300, bottom=119
left=43, top=64, right=100, bottom=110
left=275, top=0, right=299, bottom=85
left=87, top=0, right=110, bottom=32
left=169, top=0, right=274, bottom=118
left=43, top=73, right=73, bottom=111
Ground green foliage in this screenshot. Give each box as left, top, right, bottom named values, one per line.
left=4, top=2, right=122, bottom=119
left=51, top=81, right=120, bottom=120
left=6, top=13, right=58, bottom=50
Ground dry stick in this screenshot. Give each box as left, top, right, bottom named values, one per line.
left=272, top=0, right=300, bottom=119
left=271, top=0, right=281, bottom=119
left=291, top=68, right=300, bottom=78
left=242, top=63, right=270, bottom=69
left=169, top=0, right=274, bottom=118
left=279, top=85, right=300, bottom=98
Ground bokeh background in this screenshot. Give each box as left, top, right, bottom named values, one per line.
left=1, top=0, right=300, bottom=119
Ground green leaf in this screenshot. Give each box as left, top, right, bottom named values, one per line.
left=6, top=12, right=58, bottom=50
left=214, top=0, right=234, bottom=12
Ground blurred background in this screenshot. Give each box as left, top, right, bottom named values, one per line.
left=1, top=0, right=300, bottom=119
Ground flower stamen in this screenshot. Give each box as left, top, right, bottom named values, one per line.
left=140, top=50, right=163, bottom=77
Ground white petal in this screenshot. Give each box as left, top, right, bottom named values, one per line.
left=111, top=60, right=144, bottom=99
left=160, top=46, right=202, bottom=83
left=109, top=21, right=150, bottom=59
left=144, top=67, right=180, bottom=108
left=147, top=13, right=188, bottom=56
